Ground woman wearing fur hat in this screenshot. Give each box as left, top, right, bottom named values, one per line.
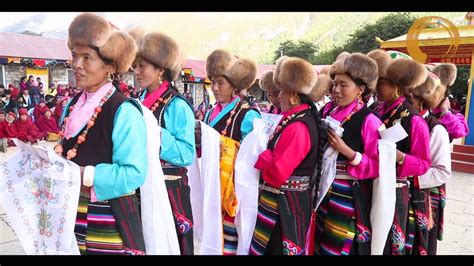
left=367, top=49, right=431, bottom=255
left=204, top=49, right=261, bottom=255
left=132, top=31, right=196, bottom=255
left=314, top=53, right=383, bottom=255
left=249, top=57, right=327, bottom=255
left=56, top=13, right=148, bottom=255
left=259, top=71, right=281, bottom=114
left=410, top=72, right=451, bottom=255
left=430, top=63, right=469, bottom=141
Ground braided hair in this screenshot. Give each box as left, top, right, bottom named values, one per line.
left=298, top=93, right=328, bottom=198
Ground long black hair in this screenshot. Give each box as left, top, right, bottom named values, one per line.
left=298, top=93, right=328, bottom=198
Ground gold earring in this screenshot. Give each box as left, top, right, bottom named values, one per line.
left=107, top=72, right=114, bottom=82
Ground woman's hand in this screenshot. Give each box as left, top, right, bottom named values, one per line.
left=328, top=128, right=355, bottom=160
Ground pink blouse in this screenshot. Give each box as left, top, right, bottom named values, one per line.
left=254, top=104, right=312, bottom=187
left=432, top=107, right=469, bottom=139
left=329, top=100, right=382, bottom=179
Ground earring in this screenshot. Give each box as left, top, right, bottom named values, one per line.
left=158, top=75, right=163, bottom=86
left=107, top=72, right=114, bottom=82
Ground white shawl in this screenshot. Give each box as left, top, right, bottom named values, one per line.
left=188, top=121, right=222, bottom=255
left=234, top=118, right=267, bottom=255
left=138, top=102, right=180, bottom=255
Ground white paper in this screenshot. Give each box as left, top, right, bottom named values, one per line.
left=0, top=139, right=81, bottom=255
left=260, top=113, right=283, bottom=135
left=378, top=122, right=408, bottom=143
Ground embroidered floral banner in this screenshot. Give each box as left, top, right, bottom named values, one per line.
left=0, top=139, right=81, bottom=255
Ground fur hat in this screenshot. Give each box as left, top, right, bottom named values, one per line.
left=319, top=66, right=330, bottom=75
left=68, top=13, right=137, bottom=74
left=259, top=71, right=279, bottom=92
left=386, top=58, right=427, bottom=91
left=206, top=49, right=257, bottom=92
left=274, top=57, right=317, bottom=95
left=367, top=49, right=391, bottom=79
left=128, top=27, right=146, bottom=46
left=412, top=72, right=441, bottom=102
left=309, top=74, right=334, bottom=102
left=136, top=32, right=183, bottom=81
left=432, top=63, right=457, bottom=87
left=273, top=56, right=289, bottom=88
left=329, top=53, right=379, bottom=92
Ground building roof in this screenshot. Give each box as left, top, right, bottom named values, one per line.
left=0, top=32, right=71, bottom=60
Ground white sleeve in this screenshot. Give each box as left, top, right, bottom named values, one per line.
left=418, top=125, right=452, bottom=189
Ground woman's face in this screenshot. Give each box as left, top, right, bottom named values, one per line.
left=133, top=57, right=164, bottom=89
left=333, top=74, right=363, bottom=107
left=211, top=76, right=235, bottom=104
left=279, top=90, right=298, bottom=113
left=71, top=44, right=114, bottom=92
left=268, top=90, right=281, bottom=109
left=376, top=78, right=397, bottom=102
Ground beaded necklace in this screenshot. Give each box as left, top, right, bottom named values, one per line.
left=54, top=86, right=115, bottom=160
left=382, top=101, right=404, bottom=126
left=268, top=110, right=306, bottom=143
left=329, top=100, right=364, bottom=127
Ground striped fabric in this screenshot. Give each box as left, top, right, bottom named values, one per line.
left=75, top=196, right=126, bottom=255
left=384, top=183, right=409, bottom=255
left=223, top=214, right=239, bottom=255
left=249, top=190, right=279, bottom=255
left=406, top=186, right=430, bottom=255
left=317, top=179, right=356, bottom=255
left=429, top=185, right=446, bottom=241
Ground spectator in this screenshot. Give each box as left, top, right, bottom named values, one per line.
left=21, top=89, right=32, bottom=109
left=0, top=112, right=18, bottom=146
left=46, top=83, right=57, bottom=97
left=2, top=90, right=17, bottom=114
left=19, top=76, right=28, bottom=93
left=14, top=108, right=44, bottom=144
left=33, top=99, right=48, bottom=121
left=35, top=108, right=60, bottom=141
left=29, top=80, right=41, bottom=106
left=8, top=84, right=20, bottom=99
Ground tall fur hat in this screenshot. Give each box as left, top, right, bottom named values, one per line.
left=432, top=63, right=457, bottom=87
left=274, top=57, right=317, bottom=95
left=259, top=71, right=280, bottom=93
left=412, top=71, right=443, bottom=108
left=68, top=13, right=137, bottom=74
left=367, top=49, right=391, bottom=79
left=386, top=58, right=427, bottom=91
left=128, top=27, right=146, bottom=47
left=272, top=56, right=289, bottom=87
left=329, top=53, right=379, bottom=92
left=206, top=49, right=257, bottom=92
left=309, top=74, right=334, bottom=102
left=137, top=32, right=183, bottom=81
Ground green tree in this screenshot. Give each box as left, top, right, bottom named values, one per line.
left=451, top=66, right=470, bottom=98
left=273, top=40, right=319, bottom=64
left=315, top=12, right=416, bottom=64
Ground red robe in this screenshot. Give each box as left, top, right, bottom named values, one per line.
left=0, top=121, right=17, bottom=139
left=14, top=118, right=44, bottom=143
left=36, top=116, right=59, bottom=135
left=53, top=102, right=64, bottom=121
left=33, top=104, right=49, bottom=121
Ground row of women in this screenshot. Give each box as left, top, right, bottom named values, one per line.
left=55, top=12, right=468, bottom=255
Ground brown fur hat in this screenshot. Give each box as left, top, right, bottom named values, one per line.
left=386, top=58, right=427, bottom=91
left=319, top=65, right=330, bottom=75
left=309, top=74, right=334, bottom=102
left=412, top=72, right=442, bottom=105
left=273, top=56, right=289, bottom=87
left=128, top=27, right=146, bottom=47
left=206, top=49, right=256, bottom=91
left=137, top=32, right=182, bottom=80
left=225, top=58, right=257, bottom=92
left=432, top=63, right=457, bottom=87
left=259, top=71, right=280, bottom=93
left=275, top=57, right=317, bottom=95
left=329, top=53, right=379, bottom=92
left=367, top=49, right=391, bottom=79
left=68, top=13, right=137, bottom=74
left=206, top=49, right=237, bottom=80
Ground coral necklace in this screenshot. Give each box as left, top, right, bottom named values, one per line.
left=54, top=86, right=115, bottom=160
left=383, top=101, right=404, bottom=126
left=330, top=99, right=364, bottom=127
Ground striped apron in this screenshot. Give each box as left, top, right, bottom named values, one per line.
left=315, top=161, right=372, bottom=255
left=249, top=176, right=312, bottom=255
